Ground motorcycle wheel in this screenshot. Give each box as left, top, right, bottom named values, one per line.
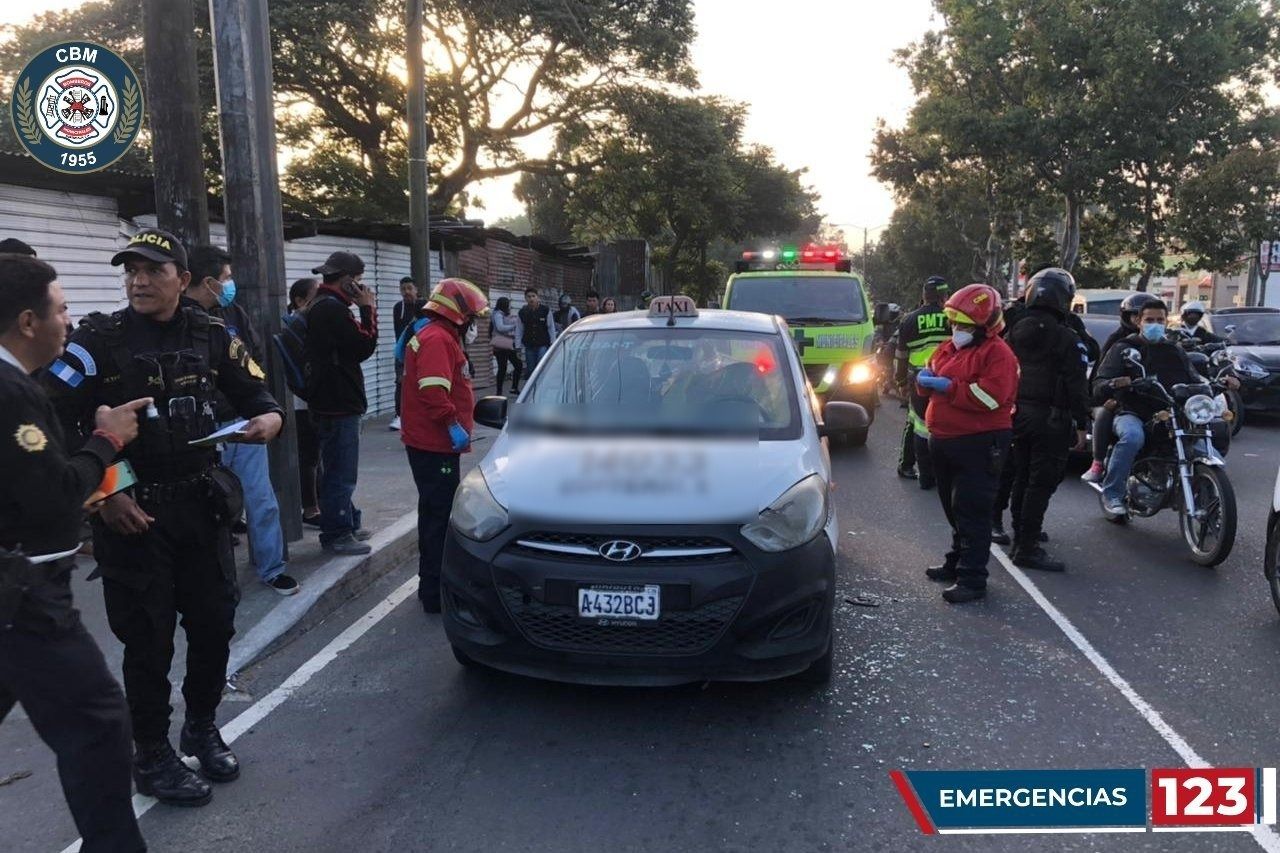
left=1266, top=516, right=1280, bottom=617
left=1225, top=389, right=1245, bottom=436
left=1179, top=462, right=1237, bottom=567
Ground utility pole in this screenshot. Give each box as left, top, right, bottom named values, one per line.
left=208, top=0, right=302, bottom=545
left=863, top=226, right=870, bottom=282
left=406, top=0, right=431, bottom=289
left=143, top=0, right=209, bottom=246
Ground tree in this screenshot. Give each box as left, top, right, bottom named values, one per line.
left=1, top=0, right=697, bottom=218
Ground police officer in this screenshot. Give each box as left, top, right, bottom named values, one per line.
left=894, top=276, right=951, bottom=487
left=1003, top=268, right=1090, bottom=571
left=46, top=229, right=283, bottom=807
left=0, top=253, right=149, bottom=851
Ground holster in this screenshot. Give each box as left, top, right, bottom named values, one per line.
left=0, top=547, right=38, bottom=630
left=205, top=465, right=244, bottom=525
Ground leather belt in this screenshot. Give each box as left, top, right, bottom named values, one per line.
left=135, top=473, right=209, bottom=505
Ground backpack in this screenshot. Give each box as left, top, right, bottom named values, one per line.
left=272, top=294, right=337, bottom=401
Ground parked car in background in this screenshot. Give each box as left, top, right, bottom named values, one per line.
left=1204, top=307, right=1280, bottom=417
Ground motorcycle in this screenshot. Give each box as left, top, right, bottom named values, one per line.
left=1087, top=347, right=1238, bottom=566
left=1174, top=332, right=1245, bottom=436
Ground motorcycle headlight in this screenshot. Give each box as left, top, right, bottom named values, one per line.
left=450, top=469, right=509, bottom=542
left=740, top=475, right=828, bottom=552
left=1232, top=356, right=1268, bottom=380
left=847, top=362, right=873, bottom=384
left=820, top=366, right=837, bottom=388
left=1184, top=394, right=1216, bottom=426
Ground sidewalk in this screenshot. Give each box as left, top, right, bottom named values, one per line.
left=69, top=404, right=500, bottom=702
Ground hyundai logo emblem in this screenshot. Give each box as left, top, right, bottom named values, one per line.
left=599, top=540, right=642, bottom=562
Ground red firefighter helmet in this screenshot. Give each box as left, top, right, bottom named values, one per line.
left=425, top=277, right=490, bottom=325
left=944, top=283, right=1004, bottom=334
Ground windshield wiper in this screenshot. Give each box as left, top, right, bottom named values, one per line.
left=784, top=317, right=853, bottom=326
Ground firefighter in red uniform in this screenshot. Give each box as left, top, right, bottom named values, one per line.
left=917, top=284, right=1019, bottom=604
left=401, top=278, right=490, bottom=614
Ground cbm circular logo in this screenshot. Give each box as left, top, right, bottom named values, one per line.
left=10, top=42, right=143, bottom=175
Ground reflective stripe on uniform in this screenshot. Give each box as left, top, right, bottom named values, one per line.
left=968, top=382, right=999, bottom=410
left=418, top=376, right=452, bottom=391
left=408, top=336, right=420, bottom=353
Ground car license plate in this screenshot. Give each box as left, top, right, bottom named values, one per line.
left=577, top=584, right=660, bottom=621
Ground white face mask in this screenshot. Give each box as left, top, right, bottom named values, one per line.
left=952, top=330, right=975, bottom=348
left=464, top=323, right=479, bottom=345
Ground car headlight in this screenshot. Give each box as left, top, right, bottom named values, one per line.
left=1184, top=394, right=1216, bottom=426
left=450, top=469, right=509, bottom=542
left=740, top=475, right=828, bottom=552
left=847, top=362, right=873, bottom=384
left=1232, top=356, right=1268, bottom=380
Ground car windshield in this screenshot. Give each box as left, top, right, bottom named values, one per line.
left=728, top=276, right=866, bottom=324
left=1209, top=313, right=1280, bottom=345
left=515, top=327, right=802, bottom=440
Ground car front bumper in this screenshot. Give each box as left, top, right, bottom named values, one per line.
left=441, top=523, right=836, bottom=686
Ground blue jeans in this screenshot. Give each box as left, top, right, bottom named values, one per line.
left=220, top=424, right=286, bottom=582
left=313, top=414, right=363, bottom=544
left=523, top=345, right=548, bottom=380
left=1100, top=414, right=1145, bottom=503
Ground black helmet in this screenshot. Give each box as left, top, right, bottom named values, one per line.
left=923, top=275, right=949, bottom=299
left=1119, top=292, right=1160, bottom=328
left=1024, top=267, right=1076, bottom=316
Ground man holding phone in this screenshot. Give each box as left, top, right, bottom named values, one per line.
left=0, top=253, right=151, bottom=851
left=305, top=251, right=379, bottom=555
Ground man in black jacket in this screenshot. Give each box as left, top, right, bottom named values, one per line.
left=306, top=251, right=378, bottom=555
left=517, top=287, right=554, bottom=380
left=0, top=253, right=150, bottom=851
left=391, top=276, right=424, bottom=430
left=1003, top=268, right=1091, bottom=571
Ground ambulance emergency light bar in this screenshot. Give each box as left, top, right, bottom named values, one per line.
left=736, top=244, right=853, bottom=273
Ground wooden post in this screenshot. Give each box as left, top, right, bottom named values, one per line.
left=143, top=0, right=209, bottom=246
left=209, top=0, right=302, bottom=544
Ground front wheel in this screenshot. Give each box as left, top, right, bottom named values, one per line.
left=1179, top=463, right=1237, bottom=567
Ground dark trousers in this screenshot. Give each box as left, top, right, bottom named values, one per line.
left=96, top=494, right=239, bottom=743
left=1092, top=406, right=1115, bottom=463
left=993, top=438, right=1015, bottom=522
left=494, top=348, right=522, bottom=394
left=899, top=388, right=934, bottom=484
left=394, top=362, right=404, bottom=416
left=313, top=414, right=362, bottom=543
left=406, top=447, right=461, bottom=605
left=295, top=408, right=320, bottom=511
left=898, top=419, right=916, bottom=470
left=0, top=619, right=145, bottom=852
left=1009, top=411, right=1071, bottom=551
left=930, top=430, right=1012, bottom=589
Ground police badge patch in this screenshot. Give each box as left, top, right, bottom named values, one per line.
left=10, top=42, right=143, bottom=174
left=14, top=424, right=48, bottom=453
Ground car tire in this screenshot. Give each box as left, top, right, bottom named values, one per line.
left=1265, top=515, right=1280, bottom=617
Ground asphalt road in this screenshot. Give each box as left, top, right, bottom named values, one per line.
left=23, top=405, right=1280, bottom=853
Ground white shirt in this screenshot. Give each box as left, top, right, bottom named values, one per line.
left=0, top=343, right=24, bottom=372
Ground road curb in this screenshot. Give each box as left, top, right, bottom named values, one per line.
left=226, top=511, right=419, bottom=677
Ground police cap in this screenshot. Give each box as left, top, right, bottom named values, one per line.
left=111, top=228, right=188, bottom=269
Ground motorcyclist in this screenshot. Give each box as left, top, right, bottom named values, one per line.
left=1091, top=299, right=1239, bottom=519
left=1174, top=301, right=1223, bottom=348
left=894, top=277, right=951, bottom=487
left=1080, top=291, right=1160, bottom=484
left=1001, top=268, right=1090, bottom=571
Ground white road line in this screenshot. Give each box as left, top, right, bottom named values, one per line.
left=57, top=575, right=420, bottom=853
left=992, top=546, right=1280, bottom=853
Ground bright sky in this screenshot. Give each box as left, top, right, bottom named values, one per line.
left=3, top=0, right=937, bottom=244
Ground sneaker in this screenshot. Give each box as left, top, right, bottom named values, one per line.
left=353, top=527, right=373, bottom=541
left=1101, top=498, right=1127, bottom=520
left=266, top=574, right=300, bottom=596
left=896, top=465, right=918, bottom=480
left=302, top=513, right=322, bottom=529
left=389, top=416, right=401, bottom=431
left=1080, top=461, right=1105, bottom=483
left=321, top=534, right=372, bottom=556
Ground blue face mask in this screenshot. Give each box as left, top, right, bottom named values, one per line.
left=1140, top=322, right=1165, bottom=342
left=952, top=330, right=975, bottom=348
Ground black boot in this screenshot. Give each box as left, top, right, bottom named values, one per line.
left=180, top=718, right=240, bottom=782
left=925, top=564, right=957, bottom=582
left=991, top=520, right=1011, bottom=546
left=1011, top=546, right=1066, bottom=573
left=134, top=739, right=212, bottom=806
left=942, top=584, right=986, bottom=604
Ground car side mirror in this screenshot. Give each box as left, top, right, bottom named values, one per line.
left=473, top=395, right=508, bottom=430
left=818, top=401, right=870, bottom=437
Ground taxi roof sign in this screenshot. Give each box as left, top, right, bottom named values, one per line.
left=648, top=295, right=699, bottom=325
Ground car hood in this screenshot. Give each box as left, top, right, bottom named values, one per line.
left=1227, top=345, right=1280, bottom=369
left=479, top=432, right=813, bottom=525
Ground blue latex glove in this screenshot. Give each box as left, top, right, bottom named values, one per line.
left=917, top=373, right=953, bottom=393
left=448, top=422, right=470, bottom=453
